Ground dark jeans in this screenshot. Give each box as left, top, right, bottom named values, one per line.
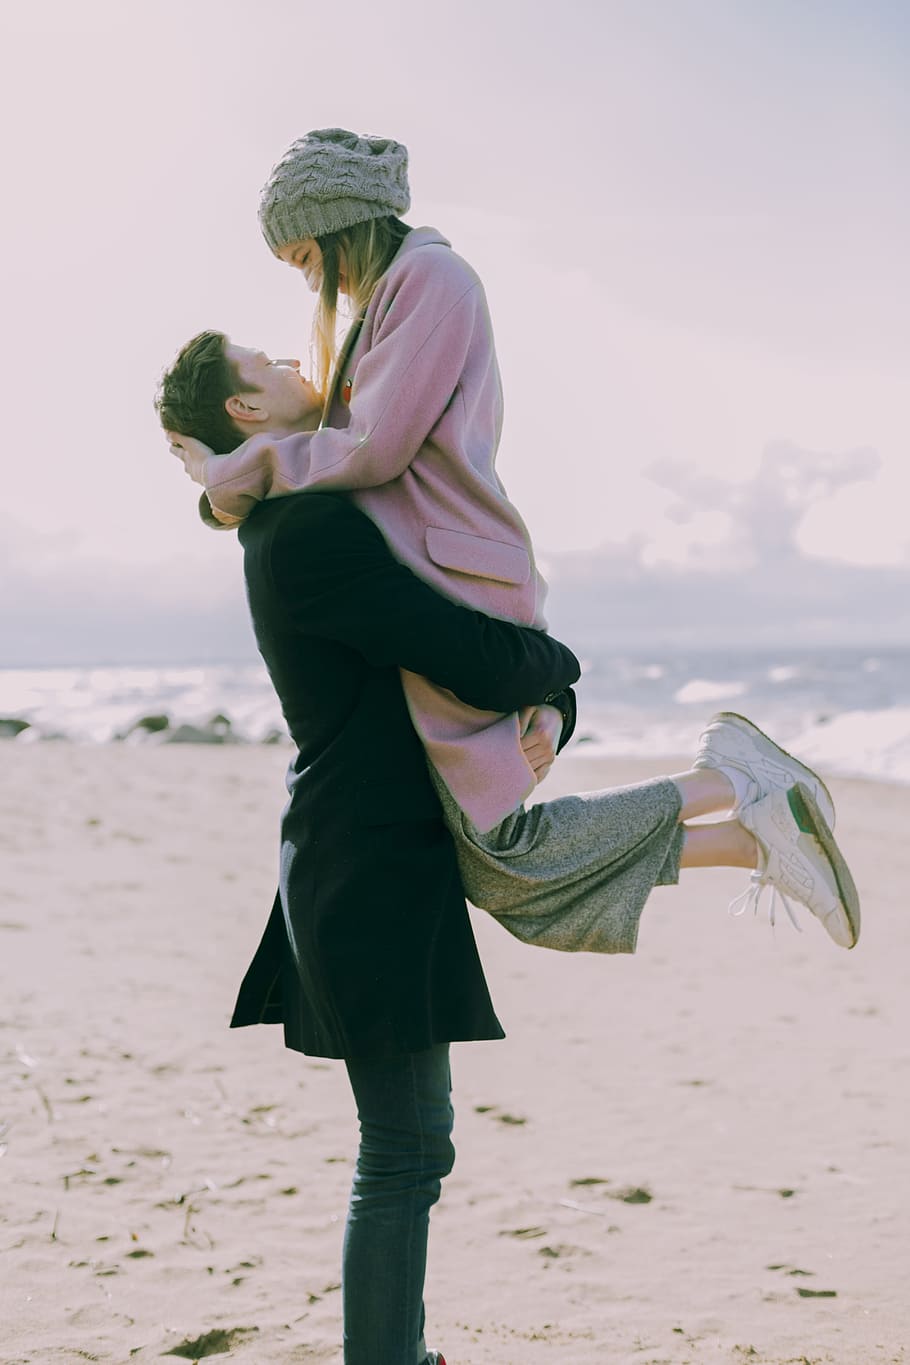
left=342, top=1043, right=454, bottom=1365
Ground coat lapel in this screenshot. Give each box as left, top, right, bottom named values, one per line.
left=320, top=317, right=366, bottom=428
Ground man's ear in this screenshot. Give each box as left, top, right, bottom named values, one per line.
left=225, top=394, right=270, bottom=426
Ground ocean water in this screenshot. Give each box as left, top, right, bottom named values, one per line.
left=1, top=647, right=909, bottom=784
left=574, top=647, right=910, bottom=785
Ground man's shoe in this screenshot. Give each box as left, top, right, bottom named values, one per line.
left=735, top=782, right=860, bottom=948
left=694, top=711, right=836, bottom=827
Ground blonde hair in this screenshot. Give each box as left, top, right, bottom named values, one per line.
left=311, top=216, right=410, bottom=399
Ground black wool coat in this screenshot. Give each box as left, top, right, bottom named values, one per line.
left=229, top=492, right=581, bottom=1059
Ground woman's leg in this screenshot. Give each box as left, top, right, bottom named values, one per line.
left=670, top=770, right=763, bottom=868
left=679, top=817, right=757, bottom=869
left=342, top=1043, right=454, bottom=1365
left=668, top=767, right=737, bottom=822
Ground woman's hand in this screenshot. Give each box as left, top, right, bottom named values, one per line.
left=167, top=431, right=215, bottom=486
left=518, top=704, right=563, bottom=784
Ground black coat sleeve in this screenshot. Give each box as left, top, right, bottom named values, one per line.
left=267, top=495, right=581, bottom=713
left=544, top=687, right=578, bottom=752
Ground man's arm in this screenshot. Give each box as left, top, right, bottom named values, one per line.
left=266, top=495, right=580, bottom=714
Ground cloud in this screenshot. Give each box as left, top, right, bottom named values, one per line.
left=5, top=443, right=907, bottom=666
left=642, top=440, right=883, bottom=567
left=543, top=441, right=910, bottom=649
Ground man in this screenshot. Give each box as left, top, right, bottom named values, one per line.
left=156, top=329, right=579, bottom=1058
left=157, top=329, right=582, bottom=1365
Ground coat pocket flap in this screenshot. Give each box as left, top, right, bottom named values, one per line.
left=425, top=526, right=531, bottom=585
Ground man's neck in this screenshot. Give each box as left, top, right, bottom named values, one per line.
left=240, top=412, right=321, bottom=441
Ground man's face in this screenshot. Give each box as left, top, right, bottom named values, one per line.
left=225, top=343, right=322, bottom=430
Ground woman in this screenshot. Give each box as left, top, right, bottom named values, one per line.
left=169, top=128, right=859, bottom=1365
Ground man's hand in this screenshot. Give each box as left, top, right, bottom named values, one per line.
left=518, top=703, right=563, bottom=784
left=167, top=431, right=215, bottom=486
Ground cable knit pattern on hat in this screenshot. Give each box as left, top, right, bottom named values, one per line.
left=259, top=128, right=410, bottom=251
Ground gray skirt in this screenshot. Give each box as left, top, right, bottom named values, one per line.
left=429, top=766, right=684, bottom=955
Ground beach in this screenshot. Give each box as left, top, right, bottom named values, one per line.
left=2, top=741, right=908, bottom=1365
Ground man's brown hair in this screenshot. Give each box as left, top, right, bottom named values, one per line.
left=155, top=330, right=252, bottom=453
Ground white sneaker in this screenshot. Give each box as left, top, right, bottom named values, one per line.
left=735, top=782, right=860, bottom=948
left=694, top=711, right=836, bottom=828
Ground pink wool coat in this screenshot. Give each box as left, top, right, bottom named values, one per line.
left=200, top=227, right=550, bottom=832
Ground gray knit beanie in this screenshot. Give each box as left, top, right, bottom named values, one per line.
left=258, top=127, right=410, bottom=252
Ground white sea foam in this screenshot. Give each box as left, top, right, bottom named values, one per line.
left=789, top=708, right=910, bottom=785
left=2, top=655, right=910, bottom=784
left=571, top=719, right=701, bottom=761
left=673, top=678, right=748, bottom=706
left=0, top=664, right=284, bottom=743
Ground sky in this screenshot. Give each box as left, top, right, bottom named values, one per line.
left=1, top=0, right=908, bottom=663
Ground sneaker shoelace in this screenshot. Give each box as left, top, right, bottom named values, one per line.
left=728, top=869, right=803, bottom=933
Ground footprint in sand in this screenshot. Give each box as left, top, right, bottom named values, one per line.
left=68, top=1305, right=134, bottom=1329
left=163, top=1326, right=260, bottom=1358
left=566, top=1177, right=652, bottom=1204
left=537, top=1243, right=591, bottom=1259
left=766, top=1264, right=838, bottom=1298
left=610, top=1185, right=653, bottom=1204
left=473, top=1104, right=527, bottom=1125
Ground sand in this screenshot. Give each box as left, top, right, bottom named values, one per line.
left=1, top=741, right=908, bottom=1365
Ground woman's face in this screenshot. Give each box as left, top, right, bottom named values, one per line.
left=277, top=238, right=348, bottom=294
